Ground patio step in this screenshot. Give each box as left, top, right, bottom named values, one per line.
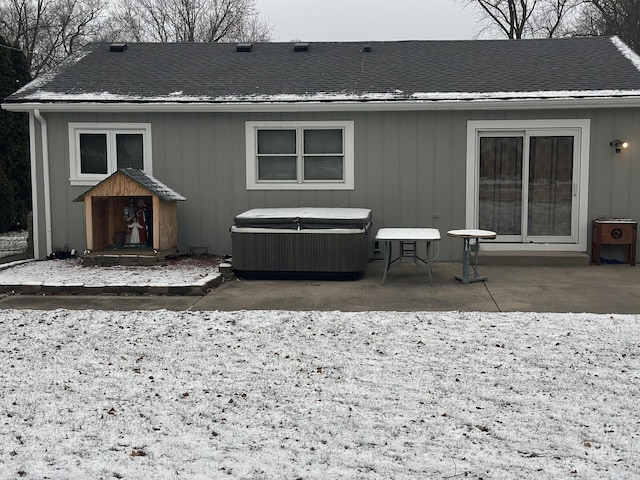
left=478, top=251, right=590, bottom=266
left=80, top=247, right=181, bottom=267
left=82, top=253, right=165, bottom=267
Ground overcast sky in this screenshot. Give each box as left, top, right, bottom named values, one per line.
left=258, top=0, right=484, bottom=42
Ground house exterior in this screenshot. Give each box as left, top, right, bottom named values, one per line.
left=2, top=37, right=640, bottom=262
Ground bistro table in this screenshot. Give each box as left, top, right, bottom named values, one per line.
left=375, top=228, right=441, bottom=285
left=447, top=229, right=496, bottom=284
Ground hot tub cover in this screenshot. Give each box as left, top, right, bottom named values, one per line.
left=234, top=208, right=372, bottom=229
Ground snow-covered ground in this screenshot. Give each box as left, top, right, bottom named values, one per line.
left=1, top=244, right=638, bottom=478
left=0, top=257, right=220, bottom=287
left=0, top=230, right=28, bottom=258
left=0, top=309, right=638, bottom=479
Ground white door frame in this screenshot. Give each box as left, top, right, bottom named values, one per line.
left=466, top=119, right=591, bottom=252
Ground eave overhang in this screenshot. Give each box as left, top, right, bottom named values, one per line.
left=4, top=96, right=640, bottom=113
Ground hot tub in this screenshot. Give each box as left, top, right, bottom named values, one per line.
left=231, top=207, right=372, bottom=277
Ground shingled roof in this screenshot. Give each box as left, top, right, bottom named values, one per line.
left=73, top=169, right=186, bottom=202
left=5, top=36, right=640, bottom=105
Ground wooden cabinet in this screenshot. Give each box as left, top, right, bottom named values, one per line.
left=591, top=219, right=637, bottom=266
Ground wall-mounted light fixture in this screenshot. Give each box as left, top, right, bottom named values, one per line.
left=610, top=139, right=629, bottom=153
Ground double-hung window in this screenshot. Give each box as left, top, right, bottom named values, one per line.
left=69, top=123, right=152, bottom=185
left=246, top=121, right=354, bottom=190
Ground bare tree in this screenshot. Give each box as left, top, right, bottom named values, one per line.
left=109, top=0, right=271, bottom=43
left=0, top=0, right=106, bottom=76
left=574, top=0, right=640, bottom=52
left=225, top=10, right=271, bottom=43
left=462, top=0, right=584, bottom=38
left=0, top=0, right=270, bottom=77
left=472, top=0, right=537, bottom=38
left=531, top=0, right=585, bottom=37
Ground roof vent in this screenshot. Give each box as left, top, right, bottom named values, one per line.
left=294, top=42, right=309, bottom=52
left=362, top=46, right=371, bottom=53
left=237, top=43, right=253, bottom=52
left=110, top=43, right=127, bottom=53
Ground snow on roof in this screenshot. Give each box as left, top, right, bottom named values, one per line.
left=611, top=36, right=640, bottom=72
left=122, top=169, right=186, bottom=202
left=11, top=49, right=91, bottom=94
left=17, top=88, right=640, bottom=104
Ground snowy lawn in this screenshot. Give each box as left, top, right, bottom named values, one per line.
left=0, top=230, right=28, bottom=258
left=0, top=309, right=638, bottom=479
left=0, top=257, right=220, bottom=287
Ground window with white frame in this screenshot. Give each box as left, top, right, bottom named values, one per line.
left=69, top=123, right=152, bottom=185
left=245, top=121, right=354, bottom=190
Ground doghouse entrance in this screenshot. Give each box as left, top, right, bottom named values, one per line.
left=90, top=196, right=153, bottom=250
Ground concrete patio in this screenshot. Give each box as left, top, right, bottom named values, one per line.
left=1, top=261, right=639, bottom=314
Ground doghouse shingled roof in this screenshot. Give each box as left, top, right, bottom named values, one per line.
left=73, top=169, right=187, bottom=202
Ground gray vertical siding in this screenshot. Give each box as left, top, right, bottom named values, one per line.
left=32, top=107, right=640, bottom=261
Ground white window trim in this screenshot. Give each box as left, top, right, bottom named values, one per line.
left=466, top=119, right=591, bottom=252
left=68, top=122, right=153, bottom=186
left=245, top=121, right=355, bottom=190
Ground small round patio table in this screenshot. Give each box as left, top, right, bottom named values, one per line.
left=447, top=229, right=496, bottom=284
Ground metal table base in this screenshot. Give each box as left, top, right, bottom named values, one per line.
left=447, top=229, right=497, bottom=284
left=382, top=240, right=436, bottom=285
left=456, top=237, right=486, bottom=283
left=376, top=228, right=441, bottom=286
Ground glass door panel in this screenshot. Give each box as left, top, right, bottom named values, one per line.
left=527, top=136, right=574, bottom=238
left=478, top=136, right=524, bottom=239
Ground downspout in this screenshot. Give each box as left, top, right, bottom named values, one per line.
left=28, top=112, right=40, bottom=259
left=33, top=109, right=52, bottom=256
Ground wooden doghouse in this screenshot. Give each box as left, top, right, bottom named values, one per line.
left=74, top=169, right=186, bottom=262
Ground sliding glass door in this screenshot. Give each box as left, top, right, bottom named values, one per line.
left=478, top=130, right=578, bottom=243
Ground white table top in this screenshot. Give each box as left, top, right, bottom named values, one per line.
left=375, top=228, right=441, bottom=241
left=447, top=229, right=497, bottom=239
